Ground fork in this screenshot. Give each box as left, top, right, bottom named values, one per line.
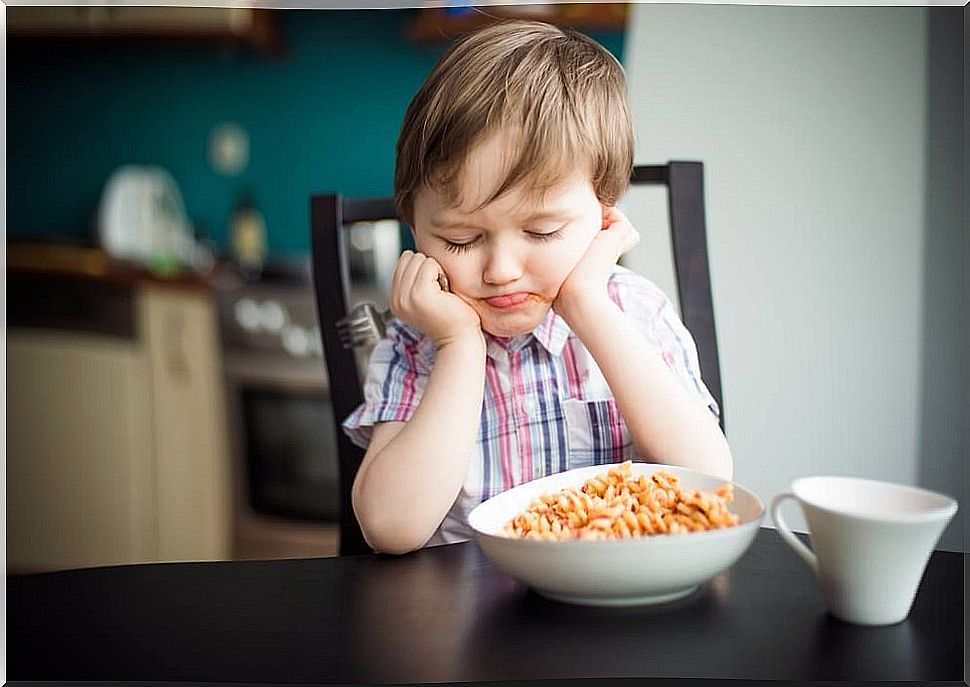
left=335, top=273, right=450, bottom=349
left=335, top=302, right=392, bottom=349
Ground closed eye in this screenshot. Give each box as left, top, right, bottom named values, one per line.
left=442, top=225, right=565, bottom=253
left=526, top=227, right=565, bottom=242
left=443, top=236, right=482, bottom=254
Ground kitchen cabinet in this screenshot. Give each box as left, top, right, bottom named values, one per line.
left=405, top=5, right=628, bottom=43
left=8, top=330, right=158, bottom=572
left=8, top=269, right=232, bottom=574
left=141, top=287, right=232, bottom=563
left=6, top=6, right=284, bottom=57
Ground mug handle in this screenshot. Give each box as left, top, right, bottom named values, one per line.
left=769, top=492, right=818, bottom=574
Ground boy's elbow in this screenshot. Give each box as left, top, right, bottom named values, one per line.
left=375, top=538, right=425, bottom=556
left=352, top=494, right=431, bottom=555
left=360, top=523, right=430, bottom=556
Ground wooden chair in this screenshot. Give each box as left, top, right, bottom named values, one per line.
left=310, top=162, right=723, bottom=555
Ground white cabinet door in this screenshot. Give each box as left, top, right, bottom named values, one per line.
left=7, top=332, right=156, bottom=574
left=140, top=287, right=232, bottom=562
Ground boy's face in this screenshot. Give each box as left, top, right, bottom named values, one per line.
left=411, top=133, right=605, bottom=338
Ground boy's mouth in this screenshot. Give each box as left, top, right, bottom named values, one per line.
left=484, top=292, right=540, bottom=309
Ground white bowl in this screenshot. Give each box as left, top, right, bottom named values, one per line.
left=468, top=463, right=765, bottom=606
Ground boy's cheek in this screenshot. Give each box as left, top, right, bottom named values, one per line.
left=427, top=253, right=472, bottom=293
left=539, top=250, right=584, bottom=288
left=411, top=232, right=432, bottom=255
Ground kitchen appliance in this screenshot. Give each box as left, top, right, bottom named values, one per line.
left=216, top=214, right=400, bottom=560
left=215, top=262, right=340, bottom=560
left=98, top=165, right=206, bottom=271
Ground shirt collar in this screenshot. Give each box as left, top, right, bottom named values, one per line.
left=532, top=307, right=571, bottom=356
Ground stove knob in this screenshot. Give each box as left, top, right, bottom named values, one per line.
left=260, top=300, right=288, bottom=333
left=234, top=298, right=261, bottom=332
left=281, top=324, right=310, bottom=357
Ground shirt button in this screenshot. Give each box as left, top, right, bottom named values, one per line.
left=523, top=398, right=538, bottom=414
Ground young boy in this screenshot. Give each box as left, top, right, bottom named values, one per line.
left=343, top=20, right=732, bottom=554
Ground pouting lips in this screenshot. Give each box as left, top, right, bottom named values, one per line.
left=485, top=292, right=533, bottom=309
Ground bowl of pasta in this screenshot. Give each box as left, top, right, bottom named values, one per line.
left=467, top=461, right=764, bottom=606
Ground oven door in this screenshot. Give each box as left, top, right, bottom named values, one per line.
left=224, top=355, right=340, bottom=526
left=239, top=385, right=340, bottom=521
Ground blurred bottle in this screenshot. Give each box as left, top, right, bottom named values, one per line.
left=230, top=190, right=267, bottom=280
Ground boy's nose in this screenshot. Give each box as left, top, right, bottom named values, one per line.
left=482, top=247, right=524, bottom=286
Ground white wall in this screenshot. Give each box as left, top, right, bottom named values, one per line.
left=621, top=5, right=963, bottom=549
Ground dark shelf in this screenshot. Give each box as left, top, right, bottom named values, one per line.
left=405, top=4, right=629, bottom=43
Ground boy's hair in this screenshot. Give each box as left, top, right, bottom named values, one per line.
left=395, top=19, right=634, bottom=226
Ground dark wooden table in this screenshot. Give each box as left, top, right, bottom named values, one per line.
left=7, top=528, right=963, bottom=683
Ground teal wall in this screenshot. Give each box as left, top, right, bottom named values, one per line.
left=7, top=10, right=625, bottom=257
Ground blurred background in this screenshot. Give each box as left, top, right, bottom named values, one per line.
left=6, top=3, right=966, bottom=573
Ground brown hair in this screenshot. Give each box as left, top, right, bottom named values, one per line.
left=394, top=19, right=634, bottom=226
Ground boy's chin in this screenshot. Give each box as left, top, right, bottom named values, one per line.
left=480, top=307, right=550, bottom=339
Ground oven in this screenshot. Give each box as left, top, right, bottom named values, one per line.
left=217, top=272, right=340, bottom=559
left=214, top=220, right=401, bottom=560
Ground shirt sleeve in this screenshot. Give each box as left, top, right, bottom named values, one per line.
left=341, top=320, right=433, bottom=449
left=607, top=269, right=721, bottom=422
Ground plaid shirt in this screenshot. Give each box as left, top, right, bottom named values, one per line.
left=343, top=266, right=719, bottom=547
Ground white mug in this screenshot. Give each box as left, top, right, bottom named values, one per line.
left=770, top=476, right=957, bottom=626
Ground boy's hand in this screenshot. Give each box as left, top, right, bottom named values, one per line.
left=391, top=251, right=482, bottom=349
left=554, top=206, right=640, bottom=322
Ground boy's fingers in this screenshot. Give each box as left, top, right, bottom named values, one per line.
left=394, top=251, right=426, bottom=312
left=613, top=206, right=631, bottom=222
left=392, top=250, right=412, bottom=285
left=595, top=219, right=638, bottom=259
left=428, top=258, right=450, bottom=292
left=390, top=251, right=414, bottom=310
left=623, top=225, right=641, bottom=254
left=415, top=257, right=445, bottom=295
left=604, top=213, right=639, bottom=257
left=399, top=251, right=428, bottom=292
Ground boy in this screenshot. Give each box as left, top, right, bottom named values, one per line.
left=343, top=20, right=732, bottom=554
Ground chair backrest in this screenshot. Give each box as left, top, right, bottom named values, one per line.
left=310, top=161, right=723, bottom=556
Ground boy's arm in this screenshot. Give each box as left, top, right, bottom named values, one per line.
left=555, top=208, right=733, bottom=481
left=561, top=296, right=732, bottom=481
left=351, top=334, right=485, bottom=555
left=350, top=250, right=486, bottom=555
